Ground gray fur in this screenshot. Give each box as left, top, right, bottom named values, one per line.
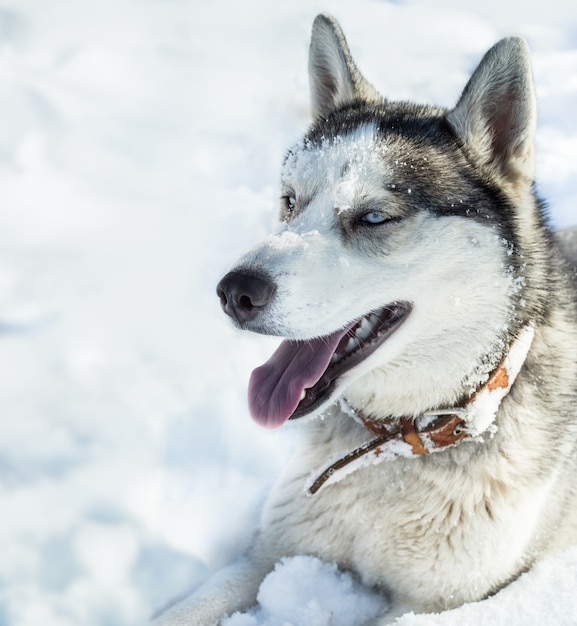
left=557, top=225, right=577, bottom=268
left=309, top=14, right=383, bottom=119
left=154, top=14, right=577, bottom=625
left=446, top=36, right=537, bottom=184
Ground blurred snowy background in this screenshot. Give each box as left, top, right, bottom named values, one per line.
left=0, top=1, right=576, bottom=624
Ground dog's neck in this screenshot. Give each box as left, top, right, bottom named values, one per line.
left=307, top=325, right=535, bottom=496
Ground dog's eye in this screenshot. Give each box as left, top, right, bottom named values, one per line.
left=282, top=195, right=297, bottom=212
left=359, top=211, right=388, bottom=225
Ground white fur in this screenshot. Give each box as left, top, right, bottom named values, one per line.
left=235, top=125, right=516, bottom=418
left=153, top=15, right=577, bottom=625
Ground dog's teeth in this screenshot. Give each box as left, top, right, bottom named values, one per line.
left=346, top=337, right=362, bottom=354
left=300, top=389, right=307, bottom=401
left=332, top=313, right=385, bottom=367
left=356, top=317, right=373, bottom=341
left=346, top=337, right=357, bottom=352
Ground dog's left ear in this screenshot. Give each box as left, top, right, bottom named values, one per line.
left=446, top=37, right=536, bottom=184
left=308, top=14, right=382, bottom=120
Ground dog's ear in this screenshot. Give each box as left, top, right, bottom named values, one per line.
left=308, top=14, right=382, bottom=120
left=446, top=37, right=536, bottom=184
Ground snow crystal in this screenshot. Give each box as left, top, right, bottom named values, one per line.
left=334, top=177, right=357, bottom=213
left=266, top=229, right=312, bottom=250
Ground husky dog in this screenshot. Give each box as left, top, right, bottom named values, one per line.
left=155, top=14, right=577, bottom=624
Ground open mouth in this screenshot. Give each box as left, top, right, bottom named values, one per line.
left=248, top=301, right=412, bottom=429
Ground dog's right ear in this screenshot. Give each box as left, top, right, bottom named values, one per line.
left=308, top=14, right=382, bottom=120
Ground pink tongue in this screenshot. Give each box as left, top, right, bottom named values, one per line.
left=248, top=327, right=349, bottom=429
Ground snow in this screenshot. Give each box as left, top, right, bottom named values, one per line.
left=222, top=556, right=388, bottom=626
left=0, top=1, right=576, bottom=625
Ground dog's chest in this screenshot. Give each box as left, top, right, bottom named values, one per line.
left=259, top=421, right=550, bottom=610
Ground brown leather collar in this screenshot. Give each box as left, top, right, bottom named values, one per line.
left=307, top=413, right=468, bottom=495
left=307, top=325, right=535, bottom=496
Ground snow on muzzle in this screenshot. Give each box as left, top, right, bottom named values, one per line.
left=248, top=302, right=412, bottom=429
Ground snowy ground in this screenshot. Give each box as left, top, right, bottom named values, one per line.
left=1, top=1, right=576, bottom=625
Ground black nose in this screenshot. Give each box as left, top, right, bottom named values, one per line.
left=216, top=270, right=277, bottom=325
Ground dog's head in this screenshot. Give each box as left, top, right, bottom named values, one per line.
left=217, top=14, right=541, bottom=429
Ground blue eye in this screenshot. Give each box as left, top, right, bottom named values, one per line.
left=359, top=211, right=387, bottom=225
